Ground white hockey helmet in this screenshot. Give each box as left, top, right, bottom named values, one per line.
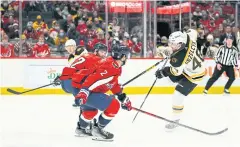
left=65, top=39, right=76, bottom=47
left=168, top=31, right=187, bottom=50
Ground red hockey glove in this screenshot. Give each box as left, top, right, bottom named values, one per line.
left=75, top=88, right=90, bottom=105
left=117, top=93, right=132, bottom=111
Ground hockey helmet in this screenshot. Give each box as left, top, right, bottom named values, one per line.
left=75, top=45, right=88, bottom=56
left=94, top=43, right=107, bottom=52
left=168, top=31, right=187, bottom=51
left=65, top=39, right=76, bottom=47
left=111, top=44, right=130, bottom=60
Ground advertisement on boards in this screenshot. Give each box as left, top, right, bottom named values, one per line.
left=23, top=60, right=240, bottom=89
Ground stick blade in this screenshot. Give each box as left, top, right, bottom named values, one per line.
left=7, top=88, right=22, bottom=95
left=207, top=128, right=228, bottom=136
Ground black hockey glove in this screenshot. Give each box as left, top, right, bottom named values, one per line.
left=52, top=76, right=61, bottom=86
left=116, top=93, right=132, bottom=111
left=155, top=69, right=167, bottom=79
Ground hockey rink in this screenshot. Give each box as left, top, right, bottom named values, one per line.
left=1, top=94, right=240, bottom=147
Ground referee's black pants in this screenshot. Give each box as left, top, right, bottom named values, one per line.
left=205, top=64, right=235, bottom=90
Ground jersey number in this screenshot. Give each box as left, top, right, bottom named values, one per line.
left=100, top=70, right=108, bottom=76
left=70, top=57, right=85, bottom=67
left=192, top=49, right=204, bottom=70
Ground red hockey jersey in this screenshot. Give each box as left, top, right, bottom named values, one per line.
left=79, top=56, right=122, bottom=94
left=60, top=53, right=101, bottom=81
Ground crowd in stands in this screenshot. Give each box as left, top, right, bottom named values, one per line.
left=1, top=0, right=239, bottom=59
left=156, top=1, right=240, bottom=59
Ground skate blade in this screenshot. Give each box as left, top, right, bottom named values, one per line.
left=75, top=134, right=92, bottom=137
left=92, top=137, right=113, bottom=142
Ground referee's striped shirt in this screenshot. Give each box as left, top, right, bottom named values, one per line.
left=215, top=45, right=238, bottom=66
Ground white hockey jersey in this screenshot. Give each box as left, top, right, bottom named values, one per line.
left=169, top=37, right=205, bottom=83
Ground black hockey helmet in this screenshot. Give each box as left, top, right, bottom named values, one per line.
left=111, top=44, right=130, bottom=60
left=75, top=45, right=88, bottom=56
left=94, top=43, right=108, bottom=52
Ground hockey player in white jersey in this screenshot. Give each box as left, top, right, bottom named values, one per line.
left=155, top=30, right=205, bottom=131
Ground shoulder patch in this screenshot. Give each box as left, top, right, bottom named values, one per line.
left=171, top=58, right=178, bottom=63
left=112, top=62, right=119, bottom=68
left=170, top=49, right=186, bottom=67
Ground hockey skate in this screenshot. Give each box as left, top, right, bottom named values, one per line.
left=75, top=123, right=93, bottom=137
left=165, top=119, right=180, bottom=132
left=92, top=125, right=114, bottom=142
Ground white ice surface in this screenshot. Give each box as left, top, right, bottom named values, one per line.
left=1, top=94, right=240, bottom=147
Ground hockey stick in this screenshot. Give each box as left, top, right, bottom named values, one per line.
left=7, top=83, right=54, bottom=95
left=132, top=107, right=228, bottom=135
left=132, top=78, right=157, bottom=123
left=132, top=58, right=169, bottom=123
left=122, top=57, right=168, bottom=87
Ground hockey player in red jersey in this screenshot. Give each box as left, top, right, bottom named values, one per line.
left=74, top=45, right=132, bottom=141
left=57, top=43, right=108, bottom=107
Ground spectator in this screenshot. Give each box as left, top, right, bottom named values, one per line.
left=155, top=36, right=172, bottom=58
left=223, top=2, right=234, bottom=16
left=80, top=0, right=96, bottom=11
left=93, top=18, right=101, bottom=29
left=76, top=19, right=87, bottom=35
left=54, top=29, right=68, bottom=46
left=49, top=21, right=60, bottom=40
left=61, top=6, right=69, bottom=19
left=43, top=29, right=55, bottom=47
left=32, top=35, right=50, bottom=58
left=24, top=1, right=42, bottom=13
left=0, top=35, right=15, bottom=57
left=69, top=4, right=77, bottom=16
left=85, top=20, right=97, bottom=39
left=53, top=7, right=63, bottom=20
left=213, top=23, right=224, bottom=39
left=87, top=30, right=106, bottom=51
left=14, top=34, right=33, bottom=57
left=206, top=34, right=219, bottom=58
left=200, top=11, right=209, bottom=27
left=1, top=1, right=9, bottom=13
left=8, top=22, right=19, bottom=39
left=192, top=6, right=202, bottom=22
left=23, top=22, right=38, bottom=40
left=74, top=9, right=83, bottom=26
left=60, top=14, right=74, bottom=32
left=2, top=15, right=15, bottom=34
left=131, top=37, right=142, bottom=54
left=67, top=23, right=80, bottom=41
left=219, top=25, right=237, bottom=47
left=213, top=2, right=222, bottom=15
left=32, top=15, right=49, bottom=31
left=207, top=18, right=217, bottom=33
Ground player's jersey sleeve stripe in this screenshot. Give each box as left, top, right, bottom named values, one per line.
left=182, top=40, right=192, bottom=65
left=89, top=76, right=114, bottom=90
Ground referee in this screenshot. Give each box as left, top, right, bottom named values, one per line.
left=204, top=35, right=239, bottom=94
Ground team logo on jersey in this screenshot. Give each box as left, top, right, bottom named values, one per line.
left=106, top=83, right=114, bottom=89
left=171, top=58, right=177, bottom=63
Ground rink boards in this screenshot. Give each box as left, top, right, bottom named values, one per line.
left=0, top=58, right=240, bottom=95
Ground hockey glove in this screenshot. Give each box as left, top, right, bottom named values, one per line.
left=117, top=93, right=132, bottom=111
left=52, top=76, right=61, bottom=86
left=155, top=69, right=166, bottom=79
left=75, top=88, right=90, bottom=105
